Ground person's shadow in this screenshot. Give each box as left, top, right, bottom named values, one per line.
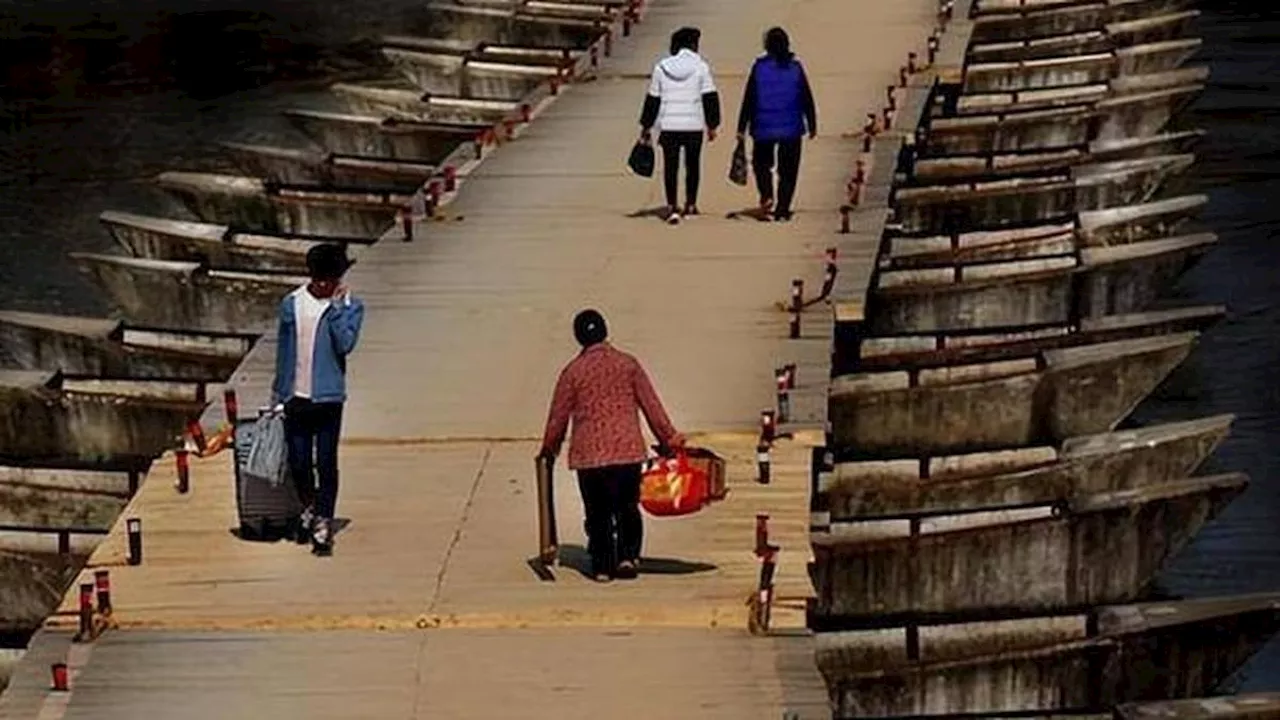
left=555, top=543, right=716, bottom=580
left=229, top=517, right=352, bottom=542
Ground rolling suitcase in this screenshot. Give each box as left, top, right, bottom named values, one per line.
left=234, top=413, right=302, bottom=541
left=535, top=455, right=559, bottom=569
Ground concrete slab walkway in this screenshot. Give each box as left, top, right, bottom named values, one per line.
left=1, top=0, right=937, bottom=717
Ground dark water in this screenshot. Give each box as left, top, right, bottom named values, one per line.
left=2, top=0, right=1280, bottom=695
left=1126, top=1, right=1280, bottom=691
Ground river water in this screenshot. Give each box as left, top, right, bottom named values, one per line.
left=1, top=0, right=1279, bottom=694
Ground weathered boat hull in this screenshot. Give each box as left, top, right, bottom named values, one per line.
left=411, top=3, right=602, bottom=48
left=822, top=414, right=1234, bottom=519
left=966, top=11, right=1200, bottom=63
left=829, top=333, right=1196, bottom=458
left=811, top=473, right=1245, bottom=624
left=853, top=304, right=1223, bottom=372
left=156, top=172, right=407, bottom=240
left=71, top=253, right=303, bottom=335
left=219, top=142, right=435, bottom=191
left=1078, top=194, right=1206, bottom=245
left=331, top=83, right=520, bottom=125
left=894, top=155, right=1194, bottom=233
left=818, top=593, right=1280, bottom=718
left=971, top=0, right=1196, bottom=44
left=924, top=83, right=1202, bottom=155
left=909, top=130, right=1204, bottom=184
left=0, top=549, right=84, bottom=633
left=950, top=67, right=1206, bottom=117
left=383, top=48, right=558, bottom=100
left=1116, top=694, right=1280, bottom=720
left=962, top=39, right=1200, bottom=93
left=866, top=234, right=1216, bottom=334
left=0, top=370, right=204, bottom=470
left=0, top=478, right=127, bottom=529
left=283, top=109, right=483, bottom=163
left=0, top=309, right=249, bottom=381
left=101, top=210, right=324, bottom=274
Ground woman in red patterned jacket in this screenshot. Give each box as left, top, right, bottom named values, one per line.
left=539, top=309, right=686, bottom=582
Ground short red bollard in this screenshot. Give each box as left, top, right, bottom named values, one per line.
left=883, top=106, right=896, bottom=129
left=603, top=30, right=614, bottom=57
left=75, top=583, right=93, bottom=642
left=222, top=388, right=238, bottom=423
left=775, top=369, right=791, bottom=424
left=443, top=165, right=457, bottom=193
left=854, top=159, right=866, bottom=185
left=790, top=278, right=804, bottom=314
left=126, top=518, right=143, bottom=566
left=51, top=662, right=69, bottom=692
left=908, top=51, right=919, bottom=74
left=94, top=569, right=112, bottom=616
left=174, top=448, right=190, bottom=494
left=756, top=440, right=772, bottom=485
left=785, top=362, right=798, bottom=390
left=886, top=84, right=896, bottom=107
left=760, top=409, right=778, bottom=444
left=185, top=419, right=206, bottom=455
left=928, top=35, right=940, bottom=65
left=400, top=208, right=413, bottom=242
left=755, top=514, right=770, bottom=556
left=520, top=103, right=532, bottom=123
left=590, top=45, right=599, bottom=69
left=840, top=205, right=851, bottom=234
left=427, top=180, right=442, bottom=204
left=623, top=14, right=633, bottom=36
left=502, top=118, right=516, bottom=138
left=549, top=75, right=560, bottom=96
left=899, top=64, right=909, bottom=87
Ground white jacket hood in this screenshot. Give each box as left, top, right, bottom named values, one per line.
left=648, top=49, right=717, bottom=132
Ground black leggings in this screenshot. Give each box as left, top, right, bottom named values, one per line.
left=658, top=130, right=704, bottom=208
left=576, top=463, right=643, bottom=575
left=752, top=137, right=803, bottom=216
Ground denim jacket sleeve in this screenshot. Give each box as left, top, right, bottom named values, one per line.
left=330, top=296, right=365, bottom=356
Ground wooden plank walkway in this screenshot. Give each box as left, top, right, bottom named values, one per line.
left=2, top=0, right=940, bottom=716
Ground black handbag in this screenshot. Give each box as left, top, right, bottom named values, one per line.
left=728, top=138, right=749, bottom=186
left=627, top=140, right=655, bottom=178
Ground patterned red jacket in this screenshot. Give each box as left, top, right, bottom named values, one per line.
left=540, top=343, right=678, bottom=470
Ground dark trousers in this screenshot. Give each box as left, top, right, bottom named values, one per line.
left=284, top=398, right=343, bottom=520
left=576, top=463, right=643, bottom=575
left=752, top=137, right=803, bottom=216
left=658, top=130, right=704, bottom=208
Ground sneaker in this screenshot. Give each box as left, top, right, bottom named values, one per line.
left=593, top=572, right=613, bottom=583
left=666, top=211, right=682, bottom=225
left=773, top=210, right=794, bottom=222
left=296, top=507, right=315, bottom=545
left=615, top=560, right=638, bottom=580
left=311, top=518, right=333, bottom=557
left=682, top=204, right=700, bottom=218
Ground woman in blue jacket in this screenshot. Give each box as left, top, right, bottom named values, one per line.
left=735, top=27, right=817, bottom=222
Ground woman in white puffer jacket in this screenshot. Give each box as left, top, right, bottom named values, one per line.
left=639, top=27, right=722, bottom=225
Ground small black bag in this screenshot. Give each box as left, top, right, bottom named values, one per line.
left=627, top=140, right=655, bottom=178
left=728, top=138, right=749, bottom=186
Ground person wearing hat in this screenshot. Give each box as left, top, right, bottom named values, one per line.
left=539, top=310, right=686, bottom=582
left=271, top=242, right=364, bottom=556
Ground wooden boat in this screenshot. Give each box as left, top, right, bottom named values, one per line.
left=970, top=0, right=1196, bottom=44
left=829, top=332, right=1197, bottom=458
left=382, top=47, right=561, bottom=100
left=883, top=193, right=1207, bottom=269
left=924, top=83, right=1204, bottom=155
left=1116, top=694, right=1280, bottom=720
left=155, top=172, right=410, bottom=240
left=330, top=83, right=520, bottom=125
left=218, top=142, right=436, bottom=191
left=282, top=109, right=486, bottom=163
left=893, top=154, right=1195, bottom=233
left=811, top=472, right=1245, bottom=624
left=412, top=1, right=605, bottom=49
left=962, top=39, right=1201, bottom=93
left=0, top=308, right=250, bottom=381
left=866, top=233, right=1217, bottom=334
left=816, top=592, right=1280, bottom=718
left=966, top=11, right=1201, bottom=63
left=0, top=466, right=129, bottom=529
left=947, top=67, right=1208, bottom=117
left=100, top=210, right=343, bottom=274
left=821, top=414, right=1234, bottom=519
left=70, top=253, right=304, bottom=334
left=0, top=370, right=204, bottom=470
left=381, top=34, right=581, bottom=67
left=908, top=129, right=1204, bottom=183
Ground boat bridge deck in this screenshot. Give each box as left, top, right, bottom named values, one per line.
left=0, top=0, right=939, bottom=716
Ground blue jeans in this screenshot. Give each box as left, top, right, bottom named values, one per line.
left=284, top=399, right=343, bottom=520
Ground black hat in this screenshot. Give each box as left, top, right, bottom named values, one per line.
left=573, top=309, right=608, bottom=347
left=305, top=243, right=350, bottom=281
